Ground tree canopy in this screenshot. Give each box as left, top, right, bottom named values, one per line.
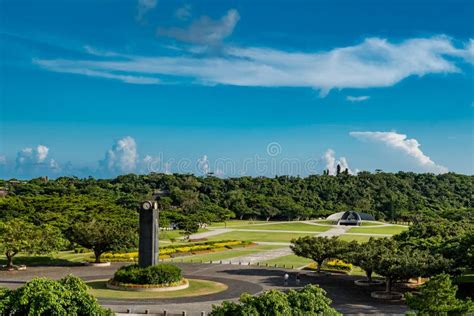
left=210, top=284, right=340, bottom=316
left=0, top=275, right=111, bottom=315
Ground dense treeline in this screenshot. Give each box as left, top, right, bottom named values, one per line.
left=0, top=172, right=472, bottom=227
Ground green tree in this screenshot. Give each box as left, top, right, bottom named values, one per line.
left=67, top=218, right=137, bottom=263
left=372, top=239, right=449, bottom=293
left=0, top=219, right=63, bottom=268
left=405, top=274, right=474, bottom=315
left=0, top=275, right=112, bottom=315
left=210, top=284, right=340, bottom=316
left=346, top=238, right=383, bottom=283
left=291, top=236, right=348, bottom=273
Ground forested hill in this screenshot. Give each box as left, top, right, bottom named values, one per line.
left=0, top=172, right=472, bottom=223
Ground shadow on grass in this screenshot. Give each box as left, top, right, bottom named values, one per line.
left=0, top=256, right=84, bottom=267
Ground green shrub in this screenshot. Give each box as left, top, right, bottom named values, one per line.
left=0, top=275, right=111, bottom=315
left=112, top=264, right=182, bottom=285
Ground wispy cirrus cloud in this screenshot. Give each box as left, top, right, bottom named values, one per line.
left=346, top=95, right=370, bottom=102
left=175, top=4, right=192, bottom=21
left=136, top=0, right=157, bottom=22
left=34, top=36, right=474, bottom=94
left=350, top=131, right=448, bottom=173
left=157, top=9, right=239, bottom=46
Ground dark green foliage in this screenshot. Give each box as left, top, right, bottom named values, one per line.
left=210, top=284, right=340, bottom=316
left=345, top=238, right=383, bottom=283
left=0, top=219, right=64, bottom=268
left=1, top=172, right=472, bottom=225
left=371, top=238, right=450, bottom=293
left=405, top=274, right=474, bottom=315
left=291, top=236, right=349, bottom=273
left=67, top=218, right=137, bottom=263
left=395, top=220, right=474, bottom=274
left=112, top=264, right=182, bottom=285
left=0, top=275, right=111, bottom=315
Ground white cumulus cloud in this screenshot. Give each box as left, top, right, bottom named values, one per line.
left=101, top=136, right=139, bottom=174
left=350, top=131, right=448, bottom=173
left=15, top=145, right=60, bottom=176
left=323, top=149, right=353, bottom=175
left=197, top=155, right=211, bottom=174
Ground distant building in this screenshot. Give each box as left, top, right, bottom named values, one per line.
left=326, top=210, right=375, bottom=226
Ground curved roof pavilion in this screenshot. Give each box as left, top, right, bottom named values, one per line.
left=326, top=210, right=375, bottom=226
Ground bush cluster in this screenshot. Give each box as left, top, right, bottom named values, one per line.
left=112, top=264, right=182, bottom=285
left=101, top=240, right=251, bottom=262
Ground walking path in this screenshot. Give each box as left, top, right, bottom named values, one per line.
left=219, top=247, right=292, bottom=265
left=316, top=225, right=351, bottom=237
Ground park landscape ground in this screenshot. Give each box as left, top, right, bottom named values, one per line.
left=0, top=219, right=415, bottom=314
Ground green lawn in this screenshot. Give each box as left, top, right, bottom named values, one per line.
left=88, top=279, right=227, bottom=299
left=206, top=231, right=314, bottom=243
left=359, top=221, right=384, bottom=226
left=209, top=220, right=272, bottom=228
left=167, top=245, right=281, bottom=263
left=258, top=254, right=312, bottom=269
left=229, top=222, right=330, bottom=232
left=312, top=220, right=336, bottom=225
left=159, top=228, right=208, bottom=241
left=0, top=251, right=92, bottom=266
left=348, top=225, right=408, bottom=235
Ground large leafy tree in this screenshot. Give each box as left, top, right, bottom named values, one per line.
left=345, top=237, right=385, bottom=283
left=210, top=284, right=340, bottom=316
left=405, top=274, right=474, bottom=315
left=291, top=236, right=348, bottom=273
left=0, top=275, right=112, bottom=315
left=372, top=239, right=449, bottom=293
left=67, top=218, right=137, bottom=263
left=0, top=219, right=64, bottom=268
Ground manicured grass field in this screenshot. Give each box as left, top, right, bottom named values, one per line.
left=0, top=251, right=92, bottom=266
left=88, top=279, right=227, bottom=299
left=167, top=245, right=282, bottom=263
left=259, top=254, right=312, bottom=269
left=349, top=225, right=408, bottom=235
left=359, top=221, right=384, bottom=226
left=206, top=231, right=314, bottom=243
left=209, top=220, right=273, bottom=228
left=229, top=222, right=330, bottom=232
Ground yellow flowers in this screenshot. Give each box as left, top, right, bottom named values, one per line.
left=97, top=240, right=251, bottom=262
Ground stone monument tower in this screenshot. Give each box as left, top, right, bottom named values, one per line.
left=138, top=190, right=168, bottom=268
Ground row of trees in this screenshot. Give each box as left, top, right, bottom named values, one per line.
left=291, top=220, right=473, bottom=296
left=2, top=171, right=473, bottom=222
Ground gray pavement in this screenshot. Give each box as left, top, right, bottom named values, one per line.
left=0, top=262, right=407, bottom=315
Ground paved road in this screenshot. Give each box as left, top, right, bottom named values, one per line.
left=220, top=247, right=292, bottom=265
left=0, top=263, right=407, bottom=315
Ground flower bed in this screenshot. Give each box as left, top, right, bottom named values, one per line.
left=305, top=259, right=353, bottom=274
left=99, top=240, right=252, bottom=262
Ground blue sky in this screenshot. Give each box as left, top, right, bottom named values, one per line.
left=0, top=0, right=473, bottom=179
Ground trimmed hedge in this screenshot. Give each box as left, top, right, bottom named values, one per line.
left=112, top=264, right=182, bottom=285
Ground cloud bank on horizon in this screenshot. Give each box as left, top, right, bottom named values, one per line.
left=350, top=131, right=448, bottom=174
